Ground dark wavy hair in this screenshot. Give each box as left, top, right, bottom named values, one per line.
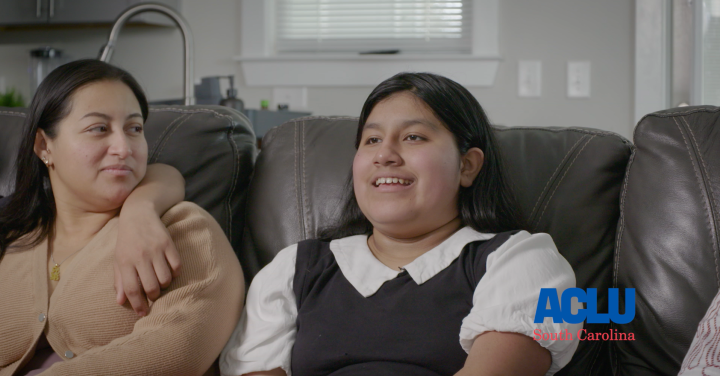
left=320, top=72, right=526, bottom=239
left=0, top=59, right=148, bottom=258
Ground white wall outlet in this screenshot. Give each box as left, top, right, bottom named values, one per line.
left=518, top=61, right=542, bottom=97
left=272, top=87, right=308, bottom=111
left=568, top=61, right=591, bottom=98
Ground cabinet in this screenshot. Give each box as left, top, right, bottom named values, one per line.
left=0, top=0, right=180, bottom=26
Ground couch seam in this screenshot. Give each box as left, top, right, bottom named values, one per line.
left=225, top=123, right=241, bottom=243
left=288, top=115, right=358, bottom=122
left=529, top=137, right=585, bottom=222
left=273, top=115, right=632, bottom=142
left=149, top=114, right=186, bottom=158
left=678, top=116, right=720, bottom=287
left=587, top=325, right=601, bottom=373
left=538, top=135, right=595, bottom=224
left=152, top=114, right=193, bottom=163
left=149, top=107, right=236, bottom=123
left=0, top=111, right=26, bottom=117
left=644, top=106, right=720, bottom=118
left=302, top=119, right=310, bottom=239
left=611, top=146, right=635, bottom=373
left=294, top=121, right=305, bottom=240
left=613, top=148, right=636, bottom=289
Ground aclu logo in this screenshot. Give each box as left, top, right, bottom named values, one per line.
left=532, top=288, right=636, bottom=341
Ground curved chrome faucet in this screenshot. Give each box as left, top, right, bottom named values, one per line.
left=99, top=3, right=195, bottom=105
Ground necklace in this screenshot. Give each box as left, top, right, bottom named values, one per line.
left=49, top=245, right=83, bottom=281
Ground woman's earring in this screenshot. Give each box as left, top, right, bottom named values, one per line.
left=41, top=157, right=48, bottom=166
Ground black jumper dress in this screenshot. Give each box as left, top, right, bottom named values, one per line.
left=290, top=231, right=518, bottom=376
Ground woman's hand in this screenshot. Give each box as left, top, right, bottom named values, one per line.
left=115, top=163, right=185, bottom=316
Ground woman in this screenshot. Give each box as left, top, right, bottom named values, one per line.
left=0, top=59, right=244, bottom=375
left=221, top=73, right=581, bottom=376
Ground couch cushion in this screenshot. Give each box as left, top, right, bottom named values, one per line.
left=0, top=105, right=257, bottom=279
left=614, top=106, right=720, bottom=376
left=247, top=116, right=632, bottom=375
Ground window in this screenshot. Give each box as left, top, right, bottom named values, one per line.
left=275, top=0, right=473, bottom=54
left=237, top=0, right=499, bottom=87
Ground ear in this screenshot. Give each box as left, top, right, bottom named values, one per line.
left=459, top=147, right=484, bottom=188
left=33, top=130, right=51, bottom=166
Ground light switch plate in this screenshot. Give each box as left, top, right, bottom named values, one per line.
left=272, top=87, right=308, bottom=111
left=518, top=60, right=542, bottom=97
left=567, top=61, right=591, bottom=98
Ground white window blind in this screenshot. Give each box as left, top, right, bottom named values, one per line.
left=276, top=0, right=473, bottom=54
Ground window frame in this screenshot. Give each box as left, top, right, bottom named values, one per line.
left=236, top=0, right=500, bottom=87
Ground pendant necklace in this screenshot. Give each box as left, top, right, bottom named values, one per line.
left=49, top=244, right=83, bottom=282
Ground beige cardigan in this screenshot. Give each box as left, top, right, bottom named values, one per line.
left=0, top=202, right=245, bottom=376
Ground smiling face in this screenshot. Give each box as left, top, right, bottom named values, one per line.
left=36, top=80, right=148, bottom=213
left=353, top=91, right=469, bottom=238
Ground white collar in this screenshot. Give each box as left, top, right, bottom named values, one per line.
left=329, top=227, right=496, bottom=297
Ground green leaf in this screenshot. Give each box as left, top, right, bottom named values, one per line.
left=0, top=88, right=26, bottom=107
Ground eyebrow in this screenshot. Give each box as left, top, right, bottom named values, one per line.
left=81, top=112, right=143, bottom=121
left=364, top=119, right=441, bottom=132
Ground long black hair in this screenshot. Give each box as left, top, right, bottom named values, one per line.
left=0, top=59, right=148, bottom=258
left=320, top=72, right=526, bottom=239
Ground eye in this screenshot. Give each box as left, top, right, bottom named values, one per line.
left=404, top=134, right=425, bottom=141
left=365, top=136, right=381, bottom=145
left=89, top=124, right=108, bottom=133
left=129, top=125, right=143, bottom=133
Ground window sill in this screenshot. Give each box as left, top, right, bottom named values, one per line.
left=234, top=54, right=502, bottom=87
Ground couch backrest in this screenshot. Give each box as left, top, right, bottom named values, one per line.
left=246, top=116, right=632, bottom=375
left=0, top=106, right=257, bottom=279
left=614, top=106, right=720, bottom=376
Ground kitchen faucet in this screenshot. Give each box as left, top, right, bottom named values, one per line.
left=99, top=3, right=195, bottom=105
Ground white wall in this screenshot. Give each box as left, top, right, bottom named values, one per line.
left=0, top=0, right=635, bottom=137
left=233, top=0, right=635, bottom=138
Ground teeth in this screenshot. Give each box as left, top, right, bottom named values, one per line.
left=375, top=177, right=412, bottom=186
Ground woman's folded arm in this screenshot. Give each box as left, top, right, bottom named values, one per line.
left=41, top=202, right=245, bottom=376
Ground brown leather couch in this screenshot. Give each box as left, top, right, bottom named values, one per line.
left=1, top=105, right=718, bottom=375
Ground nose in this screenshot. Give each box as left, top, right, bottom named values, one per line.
left=373, top=139, right=402, bottom=166
left=108, top=131, right=132, bottom=159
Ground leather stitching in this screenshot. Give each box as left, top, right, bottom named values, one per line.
left=529, top=136, right=585, bottom=223
left=682, top=116, right=720, bottom=232
left=225, top=124, right=241, bottom=243
left=537, top=136, right=595, bottom=224
left=678, top=116, right=720, bottom=288
left=0, top=111, right=26, bottom=117
left=152, top=114, right=193, bottom=163
left=149, top=114, right=186, bottom=158
left=587, top=327, right=602, bottom=372
left=495, top=126, right=623, bottom=139
left=613, top=148, right=636, bottom=289
left=288, top=115, right=358, bottom=122
left=149, top=107, right=238, bottom=123
left=644, top=106, right=720, bottom=118
left=294, top=121, right=305, bottom=240
left=273, top=115, right=632, bottom=143
left=611, top=146, right=636, bottom=373
left=301, top=119, right=310, bottom=239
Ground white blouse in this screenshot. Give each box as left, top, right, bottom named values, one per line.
left=220, top=228, right=582, bottom=376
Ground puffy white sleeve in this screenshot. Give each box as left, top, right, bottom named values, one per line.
left=220, top=244, right=299, bottom=376
left=459, top=231, right=582, bottom=376
left=678, top=288, right=720, bottom=375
